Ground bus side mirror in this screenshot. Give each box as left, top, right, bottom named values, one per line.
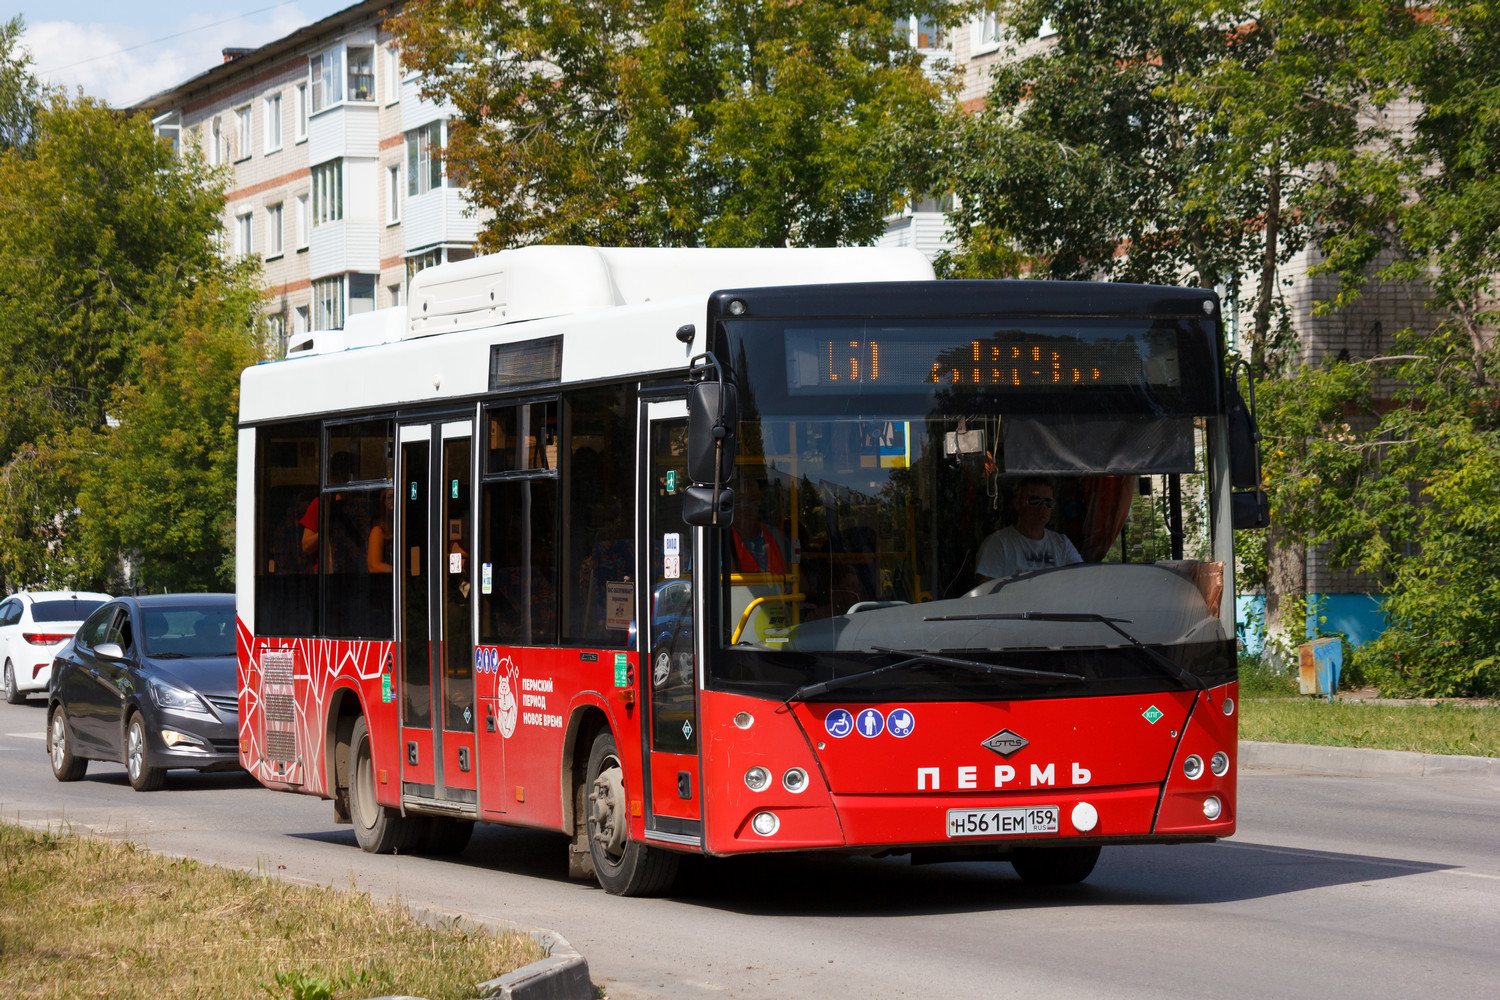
left=1227, top=381, right=1260, bottom=489
left=1232, top=489, right=1270, bottom=530
left=686, top=380, right=737, bottom=485
left=683, top=375, right=738, bottom=527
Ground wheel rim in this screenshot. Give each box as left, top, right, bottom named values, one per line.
left=127, top=721, right=144, bottom=781
left=653, top=650, right=671, bottom=687
left=589, top=753, right=628, bottom=865
left=4, top=662, right=15, bottom=698
left=353, top=739, right=378, bottom=831
left=50, top=711, right=67, bottom=770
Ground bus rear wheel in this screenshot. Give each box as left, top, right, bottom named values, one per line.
left=585, top=730, right=679, bottom=896
left=1009, top=845, right=1101, bottom=884
left=350, top=716, right=422, bottom=854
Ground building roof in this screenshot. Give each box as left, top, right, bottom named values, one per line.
left=130, top=0, right=396, bottom=115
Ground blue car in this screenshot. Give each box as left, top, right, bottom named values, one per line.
left=47, top=594, right=241, bottom=791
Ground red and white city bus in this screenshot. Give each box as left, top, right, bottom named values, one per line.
left=236, top=245, right=1263, bottom=894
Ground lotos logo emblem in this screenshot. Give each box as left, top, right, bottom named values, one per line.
left=981, top=728, right=1029, bottom=758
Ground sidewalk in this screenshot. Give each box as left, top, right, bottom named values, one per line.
left=1240, top=739, right=1500, bottom=781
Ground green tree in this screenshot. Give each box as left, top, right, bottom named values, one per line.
left=0, top=16, right=42, bottom=154
left=389, top=0, right=950, bottom=249
left=0, top=95, right=261, bottom=592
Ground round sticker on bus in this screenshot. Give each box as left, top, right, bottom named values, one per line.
left=824, top=709, right=854, bottom=739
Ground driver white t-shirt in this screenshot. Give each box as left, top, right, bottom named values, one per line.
left=976, top=525, right=1082, bottom=579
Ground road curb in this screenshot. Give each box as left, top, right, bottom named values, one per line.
left=1240, top=740, right=1500, bottom=781
left=404, top=902, right=593, bottom=1000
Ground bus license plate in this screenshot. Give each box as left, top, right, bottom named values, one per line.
left=946, top=806, right=1059, bottom=838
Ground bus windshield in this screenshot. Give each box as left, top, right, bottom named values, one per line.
left=710, top=315, right=1234, bottom=703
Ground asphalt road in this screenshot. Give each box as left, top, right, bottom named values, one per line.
left=3, top=695, right=1497, bottom=1000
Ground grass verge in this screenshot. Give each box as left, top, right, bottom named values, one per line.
left=0, top=822, right=545, bottom=1000
left=1239, top=698, right=1500, bottom=757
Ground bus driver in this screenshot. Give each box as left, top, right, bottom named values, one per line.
left=976, top=477, right=1082, bottom=581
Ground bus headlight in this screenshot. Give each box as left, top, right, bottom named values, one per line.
left=1210, top=751, right=1230, bottom=776
left=1203, top=796, right=1223, bottom=820
left=751, top=811, right=779, bottom=836
left=1183, top=754, right=1204, bottom=779
left=782, top=768, right=808, bottom=793
left=744, top=767, right=770, bottom=791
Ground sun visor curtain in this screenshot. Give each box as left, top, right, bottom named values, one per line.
left=1003, top=414, right=1195, bottom=474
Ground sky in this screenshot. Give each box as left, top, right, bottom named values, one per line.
left=15, top=2, right=357, bottom=109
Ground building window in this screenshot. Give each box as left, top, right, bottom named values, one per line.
left=347, top=46, right=374, bottom=102
left=235, top=211, right=254, bottom=257
left=387, top=164, right=402, bottom=224
left=349, top=273, right=376, bottom=316
left=265, top=312, right=288, bottom=358
left=296, top=193, right=310, bottom=248
left=406, top=122, right=443, bottom=196
left=385, top=46, right=402, bottom=105
left=972, top=14, right=1002, bottom=55
left=294, top=304, right=309, bottom=335
left=208, top=115, right=225, bottom=166
left=311, top=160, right=343, bottom=227
left=313, top=276, right=345, bottom=331
left=388, top=283, right=402, bottom=308
left=264, top=93, right=283, bottom=151
left=406, top=246, right=474, bottom=284
left=236, top=106, right=252, bottom=160
left=154, top=111, right=181, bottom=157
left=266, top=202, right=284, bottom=257
left=310, top=49, right=343, bottom=113
left=296, top=83, right=308, bottom=140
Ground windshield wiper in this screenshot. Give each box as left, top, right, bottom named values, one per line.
left=784, top=647, right=1083, bottom=705
left=924, top=611, right=1207, bottom=690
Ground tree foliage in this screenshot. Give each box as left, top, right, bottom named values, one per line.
left=389, top=0, right=951, bottom=249
left=0, top=16, right=42, bottom=154
left=0, top=95, right=261, bottom=593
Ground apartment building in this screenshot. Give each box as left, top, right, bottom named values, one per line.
left=133, top=0, right=479, bottom=356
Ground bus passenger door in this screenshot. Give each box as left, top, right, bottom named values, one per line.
left=397, top=419, right=479, bottom=817
left=640, top=402, right=702, bottom=841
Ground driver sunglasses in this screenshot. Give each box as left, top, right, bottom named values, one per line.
left=1023, top=496, right=1056, bottom=509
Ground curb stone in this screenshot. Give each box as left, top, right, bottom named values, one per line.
left=403, top=902, right=593, bottom=1000
left=1239, top=739, right=1500, bottom=781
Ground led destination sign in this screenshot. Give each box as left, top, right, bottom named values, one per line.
left=785, top=323, right=1183, bottom=394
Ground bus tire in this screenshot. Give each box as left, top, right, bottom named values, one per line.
left=1009, top=845, right=1101, bottom=884
left=349, top=716, right=422, bottom=854
left=420, top=816, right=474, bottom=856
left=585, top=730, right=680, bottom=896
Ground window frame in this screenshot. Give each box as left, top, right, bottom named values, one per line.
left=266, top=202, right=285, bottom=258
left=264, top=92, right=283, bottom=152
left=311, top=159, right=344, bottom=228
left=235, top=105, right=252, bottom=161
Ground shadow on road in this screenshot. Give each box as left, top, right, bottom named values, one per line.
left=646, top=840, right=1454, bottom=916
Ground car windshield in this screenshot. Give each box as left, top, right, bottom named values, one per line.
left=140, top=605, right=236, bottom=657
left=31, top=599, right=107, bottom=623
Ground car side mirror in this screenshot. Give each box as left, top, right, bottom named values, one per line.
left=94, top=641, right=126, bottom=660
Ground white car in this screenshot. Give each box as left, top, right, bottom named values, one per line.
left=1, top=591, right=113, bottom=704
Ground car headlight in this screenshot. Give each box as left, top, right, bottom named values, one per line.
left=152, top=681, right=211, bottom=716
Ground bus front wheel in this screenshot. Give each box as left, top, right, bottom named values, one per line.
left=1009, top=845, right=1101, bottom=884
left=350, top=716, right=422, bottom=854
left=585, top=730, right=680, bottom=896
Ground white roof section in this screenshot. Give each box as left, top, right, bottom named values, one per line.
left=405, top=244, right=935, bottom=338
left=241, top=245, right=935, bottom=423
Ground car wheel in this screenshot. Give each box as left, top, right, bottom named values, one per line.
left=348, top=716, right=422, bottom=854
left=49, top=705, right=87, bottom=781
left=1009, top=845, right=1101, bottom=885
left=125, top=713, right=166, bottom=792
left=4, top=659, right=24, bottom=705
left=585, top=729, right=679, bottom=896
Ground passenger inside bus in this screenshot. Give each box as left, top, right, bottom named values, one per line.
left=729, top=475, right=788, bottom=575
left=367, top=488, right=394, bottom=573
left=976, top=476, right=1083, bottom=581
